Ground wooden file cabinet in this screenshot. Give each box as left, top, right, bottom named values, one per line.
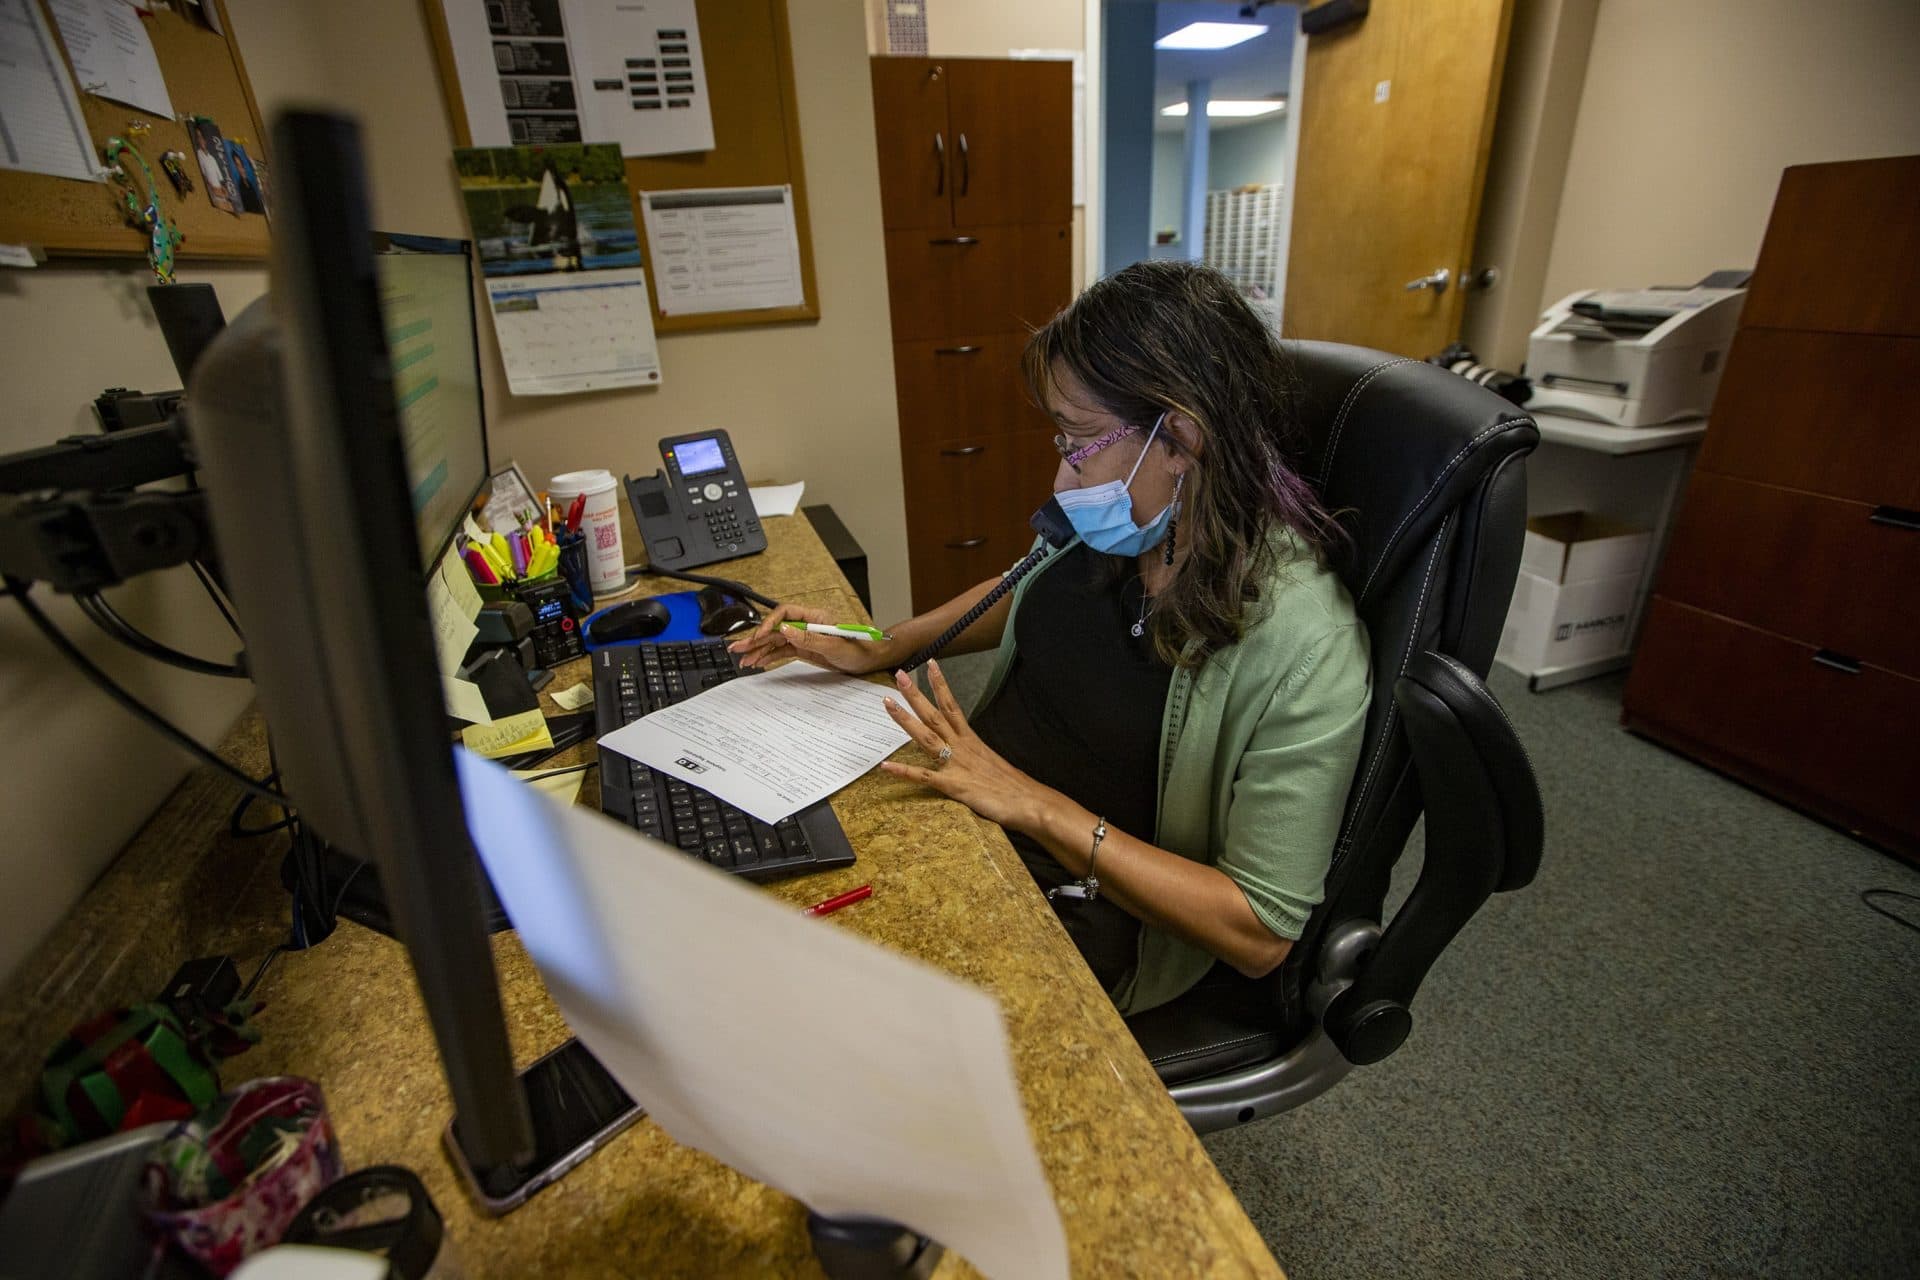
left=871, top=56, right=1073, bottom=610
left=1622, top=155, right=1920, bottom=861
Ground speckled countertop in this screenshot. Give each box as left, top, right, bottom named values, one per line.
left=1, top=514, right=1283, bottom=1278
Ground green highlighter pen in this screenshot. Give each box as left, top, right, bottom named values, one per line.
left=780, top=621, right=891, bottom=642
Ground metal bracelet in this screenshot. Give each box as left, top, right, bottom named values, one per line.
left=1047, top=817, right=1107, bottom=904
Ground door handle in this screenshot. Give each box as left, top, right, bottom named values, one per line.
left=929, top=236, right=979, bottom=246
left=939, top=445, right=986, bottom=456
left=957, top=132, right=970, bottom=197
left=933, top=345, right=982, bottom=355
left=1811, top=649, right=1862, bottom=675
left=1403, top=268, right=1450, bottom=294
left=945, top=536, right=988, bottom=549
left=933, top=131, right=945, bottom=196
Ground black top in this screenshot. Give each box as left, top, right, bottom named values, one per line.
left=972, top=544, right=1174, bottom=847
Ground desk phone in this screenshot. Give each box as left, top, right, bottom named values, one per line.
left=624, top=429, right=767, bottom=571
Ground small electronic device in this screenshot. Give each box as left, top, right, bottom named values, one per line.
left=624, top=429, right=767, bottom=571
left=445, top=1038, right=642, bottom=1214
left=513, top=577, right=585, bottom=666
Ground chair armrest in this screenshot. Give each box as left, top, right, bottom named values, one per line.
left=1322, top=651, right=1545, bottom=1064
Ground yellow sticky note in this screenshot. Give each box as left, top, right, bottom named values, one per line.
left=461, top=709, right=554, bottom=759
left=512, top=766, right=586, bottom=806
left=550, top=682, right=595, bottom=712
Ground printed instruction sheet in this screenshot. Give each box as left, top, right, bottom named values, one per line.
left=438, top=0, right=714, bottom=157
left=640, top=185, right=805, bottom=315
left=0, top=0, right=100, bottom=181
left=455, top=749, right=1069, bottom=1279
left=49, top=0, right=174, bottom=118
left=598, top=663, right=910, bottom=825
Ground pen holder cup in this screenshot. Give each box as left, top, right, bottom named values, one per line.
left=557, top=534, right=595, bottom=615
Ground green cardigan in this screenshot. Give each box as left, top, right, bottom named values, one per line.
left=974, top=534, right=1372, bottom=1015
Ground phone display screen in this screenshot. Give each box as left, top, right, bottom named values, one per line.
left=449, top=1039, right=638, bottom=1207
left=674, top=436, right=727, bottom=476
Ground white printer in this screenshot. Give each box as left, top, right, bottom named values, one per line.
left=1525, top=275, right=1747, bottom=426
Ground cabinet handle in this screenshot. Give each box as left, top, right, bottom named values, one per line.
left=933, top=345, right=982, bottom=355
left=945, top=536, right=989, bottom=549
left=940, top=445, right=986, bottom=456
left=930, top=236, right=979, bottom=246
left=1869, top=504, right=1920, bottom=532
left=1812, top=649, right=1862, bottom=675
left=957, top=131, right=970, bottom=196
left=933, top=131, right=945, bottom=196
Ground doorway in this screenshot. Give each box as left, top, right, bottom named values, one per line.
left=1100, top=1, right=1300, bottom=324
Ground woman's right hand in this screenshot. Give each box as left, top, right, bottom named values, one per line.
left=727, top=602, right=898, bottom=675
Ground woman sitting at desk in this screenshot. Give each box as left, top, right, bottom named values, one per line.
left=732, top=261, right=1371, bottom=1015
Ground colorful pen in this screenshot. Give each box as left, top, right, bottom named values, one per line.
left=780, top=622, right=891, bottom=642
left=804, top=885, right=872, bottom=917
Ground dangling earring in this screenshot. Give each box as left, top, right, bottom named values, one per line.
left=1164, top=473, right=1185, bottom=568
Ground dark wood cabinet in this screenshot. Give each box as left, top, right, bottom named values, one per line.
left=1622, top=154, right=1920, bottom=863
left=871, top=57, right=1073, bottom=610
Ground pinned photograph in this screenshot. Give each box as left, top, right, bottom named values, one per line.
left=455, top=143, right=642, bottom=277
left=187, top=116, right=241, bottom=214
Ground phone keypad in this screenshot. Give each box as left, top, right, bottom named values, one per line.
left=704, top=501, right=757, bottom=553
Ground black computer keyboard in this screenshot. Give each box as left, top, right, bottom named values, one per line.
left=592, top=642, right=856, bottom=881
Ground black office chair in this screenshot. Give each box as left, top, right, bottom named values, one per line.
left=1125, top=342, right=1546, bottom=1132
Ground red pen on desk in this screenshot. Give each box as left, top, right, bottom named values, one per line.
left=804, top=885, right=872, bottom=917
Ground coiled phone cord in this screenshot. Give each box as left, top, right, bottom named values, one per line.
left=899, top=498, right=1075, bottom=673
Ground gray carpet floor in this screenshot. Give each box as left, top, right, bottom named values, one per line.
left=935, top=654, right=1920, bottom=1279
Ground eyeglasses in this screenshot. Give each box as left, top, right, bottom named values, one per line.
left=1052, top=424, right=1139, bottom=472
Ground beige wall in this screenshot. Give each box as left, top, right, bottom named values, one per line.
left=0, top=0, right=902, bottom=982
left=865, top=0, right=1083, bottom=56
left=1539, top=0, right=1920, bottom=309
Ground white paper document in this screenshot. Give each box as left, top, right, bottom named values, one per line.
left=566, top=0, right=714, bottom=157
left=598, top=663, right=909, bottom=825
left=0, top=0, right=100, bottom=182
left=438, top=0, right=713, bottom=156
left=49, top=0, right=173, bottom=117
left=453, top=750, right=1069, bottom=1279
left=641, top=186, right=806, bottom=315
left=484, top=267, right=662, bottom=396
left=748, top=481, right=805, bottom=519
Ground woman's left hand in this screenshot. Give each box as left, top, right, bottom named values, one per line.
left=879, top=660, right=1055, bottom=833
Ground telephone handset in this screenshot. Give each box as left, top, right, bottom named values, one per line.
left=623, top=429, right=767, bottom=571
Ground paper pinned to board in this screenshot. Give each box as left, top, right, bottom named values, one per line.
left=598, top=663, right=910, bottom=826
left=49, top=0, right=174, bottom=118
left=436, top=0, right=713, bottom=157
left=748, top=482, right=805, bottom=519
left=453, top=749, right=1068, bottom=1279
left=639, top=186, right=805, bottom=315
left=0, top=0, right=102, bottom=182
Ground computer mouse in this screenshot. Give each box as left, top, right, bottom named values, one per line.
left=696, top=585, right=761, bottom=636
left=590, top=597, right=672, bottom=643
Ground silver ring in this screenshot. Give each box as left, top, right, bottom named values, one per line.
left=934, top=744, right=954, bottom=768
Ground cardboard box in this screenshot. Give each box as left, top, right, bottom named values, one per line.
left=1521, top=511, right=1651, bottom=584
left=1496, top=568, right=1640, bottom=674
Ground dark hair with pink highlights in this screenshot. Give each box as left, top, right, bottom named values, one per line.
left=1022, top=259, right=1345, bottom=667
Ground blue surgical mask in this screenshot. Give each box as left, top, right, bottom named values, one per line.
left=1054, top=414, right=1179, bottom=556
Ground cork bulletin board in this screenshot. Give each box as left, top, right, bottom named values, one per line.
left=421, top=0, right=819, bottom=334
left=0, top=0, right=272, bottom=261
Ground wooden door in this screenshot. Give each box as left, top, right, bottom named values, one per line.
left=871, top=57, right=954, bottom=230
left=947, top=59, right=1074, bottom=228
left=1283, top=0, right=1514, bottom=355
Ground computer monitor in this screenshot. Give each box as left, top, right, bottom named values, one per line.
left=187, top=111, right=532, bottom=1178
left=370, top=234, right=491, bottom=570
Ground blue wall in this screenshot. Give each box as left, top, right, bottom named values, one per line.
left=1101, top=2, right=1158, bottom=276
